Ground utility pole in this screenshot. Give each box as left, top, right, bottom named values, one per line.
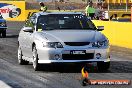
left=108, top=0, right=109, bottom=11
left=108, top=0, right=110, bottom=21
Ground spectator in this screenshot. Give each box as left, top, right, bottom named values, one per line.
left=57, top=6, right=61, bottom=11
left=39, top=2, right=47, bottom=12
left=85, top=1, right=96, bottom=19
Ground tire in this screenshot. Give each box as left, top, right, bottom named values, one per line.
left=82, top=79, right=87, bottom=86
left=32, top=45, right=40, bottom=71
left=97, top=62, right=110, bottom=71
left=2, top=30, right=6, bottom=38
left=18, top=45, right=29, bottom=65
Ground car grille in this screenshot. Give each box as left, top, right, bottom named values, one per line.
left=62, top=53, right=94, bottom=60
left=64, top=42, right=90, bottom=46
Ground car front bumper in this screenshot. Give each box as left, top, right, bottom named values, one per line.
left=37, top=46, right=110, bottom=64
left=0, top=26, right=7, bottom=29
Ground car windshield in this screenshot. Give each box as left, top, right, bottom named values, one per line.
left=37, top=14, right=96, bottom=30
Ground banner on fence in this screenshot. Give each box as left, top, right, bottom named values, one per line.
left=0, top=1, right=25, bottom=21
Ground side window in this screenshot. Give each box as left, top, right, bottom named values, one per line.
left=26, top=14, right=37, bottom=31
left=25, top=12, right=36, bottom=24
left=24, top=20, right=30, bottom=27
left=30, top=15, right=36, bottom=25
left=27, top=12, right=36, bottom=20
left=24, top=13, right=36, bottom=27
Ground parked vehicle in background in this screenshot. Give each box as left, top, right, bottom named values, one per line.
left=0, top=14, right=7, bottom=37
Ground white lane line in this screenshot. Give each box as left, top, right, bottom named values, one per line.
left=0, top=80, right=12, bottom=88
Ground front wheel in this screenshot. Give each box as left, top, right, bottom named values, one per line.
left=32, top=46, right=40, bottom=71
left=18, top=45, right=29, bottom=65
left=2, top=30, right=6, bottom=38
left=97, top=62, right=110, bottom=71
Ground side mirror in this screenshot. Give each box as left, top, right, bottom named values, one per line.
left=23, top=27, right=33, bottom=32
left=97, top=26, right=104, bottom=31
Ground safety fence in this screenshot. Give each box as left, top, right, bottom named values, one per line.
left=93, top=20, right=132, bottom=49
left=0, top=1, right=131, bottom=21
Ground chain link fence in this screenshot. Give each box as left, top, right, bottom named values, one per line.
left=26, top=2, right=87, bottom=10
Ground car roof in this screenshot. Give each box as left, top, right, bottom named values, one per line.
left=35, top=11, right=83, bottom=17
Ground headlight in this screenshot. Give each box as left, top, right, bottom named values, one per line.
left=44, top=42, right=63, bottom=48
left=0, top=22, right=6, bottom=26
left=92, top=40, right=109, bottom=47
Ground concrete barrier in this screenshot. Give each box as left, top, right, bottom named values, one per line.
left=93, top=20, right=132, bottom=49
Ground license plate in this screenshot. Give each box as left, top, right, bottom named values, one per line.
left=71, top=50, right=86, bottom=54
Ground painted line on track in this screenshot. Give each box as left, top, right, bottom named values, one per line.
left=0, top=80, right=12, bottom=88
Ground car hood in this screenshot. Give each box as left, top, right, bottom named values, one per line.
left=38, top=30, right=107, bottom=43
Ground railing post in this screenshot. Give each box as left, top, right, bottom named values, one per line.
left=131, top=6, right=132, bottom=22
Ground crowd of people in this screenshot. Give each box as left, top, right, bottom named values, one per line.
left=85, top=1, right=105, bottom=20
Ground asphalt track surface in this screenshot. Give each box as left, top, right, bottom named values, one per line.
left=0, top=22, right=132, bottom=88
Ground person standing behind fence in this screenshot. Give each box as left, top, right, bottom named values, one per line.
left=85, top=1, right=95, bottom=19
left=39, top=2, right=47, bottom=12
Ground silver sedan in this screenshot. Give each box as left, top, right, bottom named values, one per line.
left=18, top=12, right=110, bottom=71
